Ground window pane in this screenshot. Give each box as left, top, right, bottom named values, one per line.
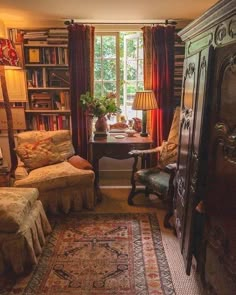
left=137, top=81, right=144, bottom=91
left=103, top=82, right=116, bottom=95
left=138, top=38, right=143, bottom=58
left=126, top=39, right=137, bottom=59
left=102, top=36, right=116, bottom=58
left=94, top=82, right=102, bottom=97
left=138, top=60, right=143, bottom=81
left=103, top=59, right=116, bottom=80
left=127, top=60, right=137, bottom=80
left=95, top=37, right=101, bottom=58
left=94, top=60, right=101, bottom=80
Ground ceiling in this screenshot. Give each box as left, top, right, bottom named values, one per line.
left=0, top=0, right=218, bottom=28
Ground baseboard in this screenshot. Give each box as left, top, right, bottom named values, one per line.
left=99, top=170, right=132, bottom=186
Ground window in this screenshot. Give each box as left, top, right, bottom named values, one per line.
left=94, top=31, right=143, bottom=123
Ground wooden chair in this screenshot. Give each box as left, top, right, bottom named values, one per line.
left=128, top=107, right=180, bottom=228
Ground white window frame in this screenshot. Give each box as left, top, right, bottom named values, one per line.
left=94, top=31, right=143, bottom=121
left=94, top=32, right=120, bottom=107
left=123, top=32, right=143, bottom=119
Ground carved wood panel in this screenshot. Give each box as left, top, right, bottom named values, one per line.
left=204, top=42, right=236, bottom=292
left=174, top=54, right=199, bottom=267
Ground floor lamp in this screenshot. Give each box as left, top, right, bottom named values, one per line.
left=0, top=38, right=19, bottom=176
left=132, top=90, right=158, bottom=137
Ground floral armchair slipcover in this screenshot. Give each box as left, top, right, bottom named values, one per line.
left=14, top=130, right=95, bottom=214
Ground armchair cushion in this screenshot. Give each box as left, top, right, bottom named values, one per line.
left=14, top=162, right=94, bottom=192
left=68, top=155, right=93, bottom=170
left=14, top=165, right=29, bottom=180
left=135, top=167, right=171, bottom=196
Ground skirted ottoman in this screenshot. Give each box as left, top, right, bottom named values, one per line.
left=0, top=187, right=52, bottom=274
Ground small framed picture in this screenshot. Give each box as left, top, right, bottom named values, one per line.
left=28, top=48, right=40, bottom=63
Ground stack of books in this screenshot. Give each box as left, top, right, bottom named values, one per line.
left=47, top=29, right=68, bottom=44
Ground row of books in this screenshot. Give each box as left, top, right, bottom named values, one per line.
left=29, top=114, right=70, bottom=131
left=25, top=47, right=68, bottom=65
left=27, top=68, right=69, bottom=88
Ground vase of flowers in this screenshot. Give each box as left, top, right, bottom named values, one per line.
left=80, top=92, right=121, bottom=137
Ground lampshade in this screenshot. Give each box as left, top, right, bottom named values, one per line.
left=132, top=90, right=157, bottom=110
left=0, top=38, right=19, bottom=66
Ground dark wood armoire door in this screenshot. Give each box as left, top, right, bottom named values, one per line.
left=174, top=46, right=212, bottom=275
left=203, top=42, right=236, bottom=293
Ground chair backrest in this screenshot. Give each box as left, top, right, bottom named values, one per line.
left=167, top=107, right=181, bottom=145
left=159, top=107, right=181, bottom=168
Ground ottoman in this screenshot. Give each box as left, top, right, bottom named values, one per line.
left=0, top=187, right=52, bottom=274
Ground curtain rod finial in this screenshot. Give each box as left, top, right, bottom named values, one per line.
left=64, top=19, right=74, bottom=25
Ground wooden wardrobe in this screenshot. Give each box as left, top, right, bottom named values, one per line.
left=174, top=0, right=236, bottom=294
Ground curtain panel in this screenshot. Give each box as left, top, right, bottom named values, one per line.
left=142, top=25, right=175, bottom=147
left=68, top=24, right=94, bottom=159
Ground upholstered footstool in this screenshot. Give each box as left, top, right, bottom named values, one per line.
left=0, top=187, right=52, bottom=274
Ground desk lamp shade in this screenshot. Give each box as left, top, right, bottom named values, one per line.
left=0, top=38, right=19, bottom=175
left=132, top=90, right=158, bottom=137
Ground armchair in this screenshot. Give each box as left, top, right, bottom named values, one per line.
left=128, top=107, right=180, bottom=227
left=13, top=130, right=96, bottom=214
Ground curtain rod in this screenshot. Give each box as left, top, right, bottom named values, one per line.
left=64, top=20, right=177, bottom=26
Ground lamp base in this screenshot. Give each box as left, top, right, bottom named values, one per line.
left=140, top=132, right=148, bottom=137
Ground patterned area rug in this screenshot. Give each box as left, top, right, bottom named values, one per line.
left=5, top=213, right=175, bottom=295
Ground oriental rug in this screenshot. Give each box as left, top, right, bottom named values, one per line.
left=6, top=213, right=175, bottom=295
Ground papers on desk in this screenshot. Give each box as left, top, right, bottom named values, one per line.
left=109, top=129, right=129, bottom=133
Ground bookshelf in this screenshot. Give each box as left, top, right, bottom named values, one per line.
left=9, top=27, right=71, bottom=131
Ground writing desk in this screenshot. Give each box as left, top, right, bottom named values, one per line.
left=89, top=134, right=153, bottom=190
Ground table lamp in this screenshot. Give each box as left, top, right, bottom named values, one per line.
left=0, top=38, right=19, bottom=175
left=132, top=90, right=157, bottom=137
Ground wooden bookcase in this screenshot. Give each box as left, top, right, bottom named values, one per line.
left=9, top=28, right=71, bottom=131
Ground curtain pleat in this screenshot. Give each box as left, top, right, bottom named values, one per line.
left=67, top=24, right=94, bottom=159
left=142, top=25, right=175, bottom=148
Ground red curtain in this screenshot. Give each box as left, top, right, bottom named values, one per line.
left=68, top=24, right=94, bottom=159
left=143, top=25, right=175, bottom=147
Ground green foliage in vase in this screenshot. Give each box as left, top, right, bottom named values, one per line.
left=80, top=92, right=121, bottom=118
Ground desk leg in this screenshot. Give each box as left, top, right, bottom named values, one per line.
left=93, top=158, right=102, bottom=202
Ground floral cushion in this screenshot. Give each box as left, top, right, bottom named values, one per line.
left=16, top=130, right=75, bottom=169
left=167, top=106, right=180, bottom=145
left=14, top=161, right=95, bottom=192
left=0, top=187, right=39, bottom=233
left=159, top=141, right=178, bottom=168
left=15, top=137, right=63, bottom=170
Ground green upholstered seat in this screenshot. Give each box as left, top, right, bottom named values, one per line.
left=135, top=167, right=171, bottom=197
